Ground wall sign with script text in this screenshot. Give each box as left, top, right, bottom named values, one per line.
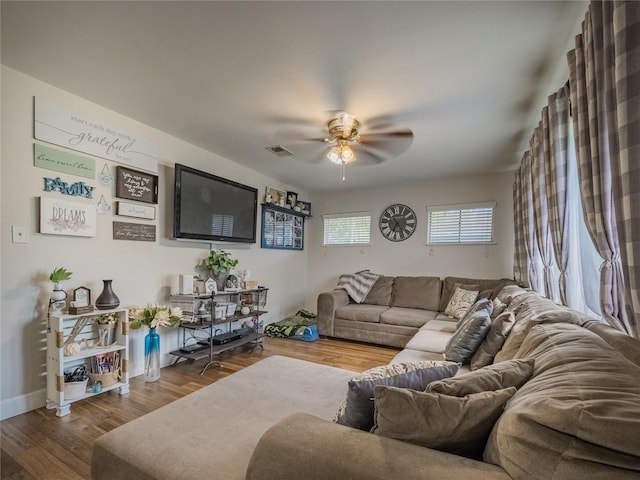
left=34, top=143, right=96, bottom=179
left=116, top=201, right=156, bottom=220
left=115, top=166, right=158, bottom=204
left=40, top=197, right=96, bottom=237
left=34, top=97, right=158, bottom=173
left=113, top=221, right=156, bottom=242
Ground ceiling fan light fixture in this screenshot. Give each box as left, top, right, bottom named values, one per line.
left=326, top=141, right=356, bottom=165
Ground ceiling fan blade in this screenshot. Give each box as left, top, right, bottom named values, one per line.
left=359, top=129, right=413, bottom=141
left=353, top=147, right=388, bottom=166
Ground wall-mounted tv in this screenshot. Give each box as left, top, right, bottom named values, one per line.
left=173, top=163, right=258, bottom=244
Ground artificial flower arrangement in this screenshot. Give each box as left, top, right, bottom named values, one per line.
left=129, top=304, right=183, bottom=329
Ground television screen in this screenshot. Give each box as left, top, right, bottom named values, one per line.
left=173, top=164, right=258, bottom=243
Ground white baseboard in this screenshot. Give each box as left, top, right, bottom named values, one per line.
left=1, top=388, right=47, bottom=420
left=0, top=358, right=172, bottom=420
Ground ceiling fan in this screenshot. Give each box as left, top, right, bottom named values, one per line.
left=280, top=111, right=413, bottom=182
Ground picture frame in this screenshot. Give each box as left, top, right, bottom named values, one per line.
left=265, top=187, right=287, bottom=207
left=69, top=286, right=93, bottom=314
left=286, top=191, right=298, bottom=209
left=39, top=196, right=97, bottom=237
left=115, top=166, right=158, bottom=204
left=261, top=204, right=304, bottom=251
left=297, top=200, right=311, bottom=216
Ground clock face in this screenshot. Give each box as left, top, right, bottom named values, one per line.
left=379, top=204, right=417, bottom=242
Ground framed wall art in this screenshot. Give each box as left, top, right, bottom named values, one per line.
left=40, top=196, right=97, bottom=237
left=261, top=204, right=304, bottom=251
left=115, top=166, right=158, bottom=204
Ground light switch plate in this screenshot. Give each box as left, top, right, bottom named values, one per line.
left=12, top=225, right=28, bottom=243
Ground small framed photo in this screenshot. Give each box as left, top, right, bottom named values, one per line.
left=286, top=191, right=298, bottom=209
left=69, top=286, right=93, bottom=314
left=266, top=187, right=286, bottom=207
left=297, top=200, right=311, bottom=216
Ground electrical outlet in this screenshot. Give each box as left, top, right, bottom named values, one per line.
left=12, top=225, right=28, bottom=244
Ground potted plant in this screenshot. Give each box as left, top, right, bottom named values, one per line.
left=200, top=250, right=238, bottom=291
left=95, top=313, right=117, bottom=347
left=49, top=267, right=72, bottom=313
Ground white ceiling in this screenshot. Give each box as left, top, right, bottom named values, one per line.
left=1, top=1, right=587, bottom=193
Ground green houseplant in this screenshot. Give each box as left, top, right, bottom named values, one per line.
left=201, top=250, right=238, bottom=291
left=49, top=267, right=72, bottom=283
left=49, top=267, right=72, bottom=313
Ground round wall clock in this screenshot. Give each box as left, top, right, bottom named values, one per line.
left=379, top=204, right=417, bottom=242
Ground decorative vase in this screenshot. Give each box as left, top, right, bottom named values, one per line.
left=214, top=273, right=229, bottom=292
left=95, top=280, right=120, bottom=310
left=50, top=282, right=67, bottom=313
left=144, top=327, right=161, bottom=382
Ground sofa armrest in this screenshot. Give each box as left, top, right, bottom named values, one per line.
left=245, top=413, right=510, bottom=480
left=317, top=289, right=350, bottom=336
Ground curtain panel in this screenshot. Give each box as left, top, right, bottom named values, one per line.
left=544, top=87, right=572, bottom=306
left=567, top=0, right=638, bottom=337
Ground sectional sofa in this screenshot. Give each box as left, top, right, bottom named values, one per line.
left=317, top=274, right=513, bottom=349
left=91, top=281, right=640, bottom=480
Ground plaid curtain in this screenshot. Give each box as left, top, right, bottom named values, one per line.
left=512, top=173, right=529, bottom=286
left=544, top=86, right=572, bottom=305
left=520, top=153, right=542, bottom=294
left=567, top=1, right=637, bottom=336
left=531, top=122, right=556, bottom=300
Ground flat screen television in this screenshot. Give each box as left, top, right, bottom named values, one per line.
left=173, top=163, right=258, bottom=243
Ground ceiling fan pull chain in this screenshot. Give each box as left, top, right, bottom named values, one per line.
left=341, top=162, right=346, bottom=182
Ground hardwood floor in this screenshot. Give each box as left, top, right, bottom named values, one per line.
left=0, top=336, right=399, bottom=480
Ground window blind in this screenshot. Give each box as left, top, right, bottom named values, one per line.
left=427, top=202, right=495, bottom=244
left=322, top=212, right=371, bottom=246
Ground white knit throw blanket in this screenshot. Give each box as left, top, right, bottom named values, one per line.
left=336, top=270, right=381, bottom=303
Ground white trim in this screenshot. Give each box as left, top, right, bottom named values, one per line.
left=426, top=201, right=496, bottom=213
left=1, top=389, right=46, bottom=420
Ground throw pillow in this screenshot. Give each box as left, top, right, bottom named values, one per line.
left=491, top=298, right=507, bottom=319
left=334, top=361, right=460, bottom=431
left=372, top=385, right=517, bottom=459
left=444, top=286, right=479, bottom=320
left=427, top=358, right=535, bottom=395
left=470, top=311, right=517, bottom=370
left=457, top=297, right=493, bottom=328
left=444, top=305, right=492, bottom=363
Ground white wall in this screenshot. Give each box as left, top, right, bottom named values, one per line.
left=0, top=66, right=310, bottom=419
left=0, top=66, right=517, bottom=420
left=304, top=173, right=515, bottom=308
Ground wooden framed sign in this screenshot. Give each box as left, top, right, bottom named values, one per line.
left=115, top=166, right=158, bottom=204
left=113, top=221, right=156, bottom=242
left=116, top=201, right=156, bottom=220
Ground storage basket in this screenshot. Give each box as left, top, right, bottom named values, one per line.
left=64, top=379, right=88, bottom=400
left=89, top=370, right=121, bottom=388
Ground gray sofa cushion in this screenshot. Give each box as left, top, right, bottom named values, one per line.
left=380, top=307, right=438, bottom=328
left=427, top=359, right=535, bottom=395
left=334, top=361, right=460, bottom=431
left=440, top=277, right=511, bottom=312
left=405, top=329, right=453, bottom=353
left=470, top=311, right=516, bottom=370
left=485, top=323, right=640, bottom=478
left=391, top=276, right=442, bottom=310
left=373, top=385, right=516, bottom=459
left=335, top=304, right=387, bottom=323
left=363, top=276, right=394, bottom=306
left=444, top=302, right=492, bottom=363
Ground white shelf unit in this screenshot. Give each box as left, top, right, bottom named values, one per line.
left=46, top=308, right=129, bottom=417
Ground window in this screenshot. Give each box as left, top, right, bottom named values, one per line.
left=427, top=202, right=495, bottom=244
left=322, top=212, right=371, bottom=246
